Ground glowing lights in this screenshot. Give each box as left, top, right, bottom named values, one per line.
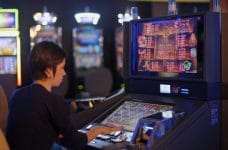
left=74, top=12, right=100, bottom=25
left=0, top=31, right=19, bottom=37
left=33, top=7, right=57, bottom=26
left=29, top=25, right=42, bottom=39
left=117, top=8, right=140, bottom=25
left=16, top=36, right=22, bottom=86
left=162, top=111, right=174, bottom=118
left=31, top=7, right=62, bottom=48
left=74, top=7, right=100, bottom=25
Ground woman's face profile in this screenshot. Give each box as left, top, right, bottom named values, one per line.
left=51, top=59, right=66, bottom=87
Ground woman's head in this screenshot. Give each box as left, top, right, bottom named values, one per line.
left=29, top=41, right=66, bottom=86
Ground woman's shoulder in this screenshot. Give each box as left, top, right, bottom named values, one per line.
left=10, top=84, right=49, bottom=100
left=11, top=85, right=32, bottom=97
left=11, top=84, right=65, bottom=103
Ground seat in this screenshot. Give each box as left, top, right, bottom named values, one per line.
left=84, top=67, right=113, bottom=97
left=0, top=85, right=8, bottom=133
left=0, top=129, right=9, bottom=150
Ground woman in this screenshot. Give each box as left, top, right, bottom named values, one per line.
left=6, top=41, right=120, bottom=150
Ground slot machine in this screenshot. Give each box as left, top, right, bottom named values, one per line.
left=30, top=7, right=61, bottom=48
left=115, top=8, right=141, bottom=88
left=79, top=12, right=221, bottom=150
left=73, top=9, right=103, bottom=93
left=72, top=25, right=103, bottom=77
left=0, top=9, right=21, bottom=98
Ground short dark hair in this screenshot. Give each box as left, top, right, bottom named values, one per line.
left=29, top=41, right=66, bottom=80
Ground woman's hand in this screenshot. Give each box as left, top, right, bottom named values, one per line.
left=86, top=126, right=122, bottom=142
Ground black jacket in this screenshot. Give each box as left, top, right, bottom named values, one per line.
left=6, top=84, right=87, bottom=150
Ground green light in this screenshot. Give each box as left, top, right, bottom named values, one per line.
left=120, top=83, right=125, bottom=88
left=77, top=85, right=84, bottom=90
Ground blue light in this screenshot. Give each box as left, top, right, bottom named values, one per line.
left=180, top=88, right=189, bottom=94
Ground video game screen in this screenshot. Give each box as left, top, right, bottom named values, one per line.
left=30, top=25, right=62, bottom=48
left=101, top=101, right=173, bottom=131
left=73, top=26, right=103, bottom=69
left=0, top=57, right=17, bottom=74
left=0, top=12, right=16, bottom=28
left=131, top=15, right=204, bottom=79
left=0, top=37, right=17, bottom=55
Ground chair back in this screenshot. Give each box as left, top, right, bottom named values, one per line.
left=84, top=67, right=113, bottom=97
left=0, top=129, right=9, bottom=150
left=0, top=85, right=8, bottom=132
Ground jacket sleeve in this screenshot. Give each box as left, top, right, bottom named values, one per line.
left=47, top=95, right=88, bottom=150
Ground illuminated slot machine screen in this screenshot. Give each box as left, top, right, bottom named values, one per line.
left=0, top=11, right=16, bottom=28
left=0, top=37, right=17, bottom=55
left=73, top=26, right=103, bottom=69
left=131, top=15, right=204, bottom=80
left=101, top=101, right=173, bottom=131
left=0, top=57, right=16, bottom=74
left=0, top=37, right=17, bottom=74
left=30, top=25, right=62, bottom=48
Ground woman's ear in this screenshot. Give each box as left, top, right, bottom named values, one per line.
left=44, top=67, right=53, bottom=79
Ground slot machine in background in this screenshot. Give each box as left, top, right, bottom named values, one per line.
left=30, top=7, right=62, bottom=48
left=115, top=8, right=140, bottom=87
left=73, top=8, right=103, bottom=93
left=72, top=26, right=103, bottom=76
left=115, top=26, right=123, bottom=75
left=0, top=9, right=21, bottom=98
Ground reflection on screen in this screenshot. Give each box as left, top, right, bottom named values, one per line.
left=101, top=101, right=173, bottom=131
left=137, top=17, right=198, bottom=73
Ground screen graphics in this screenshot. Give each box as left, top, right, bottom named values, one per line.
left=131, top=15, right=204, bottom=79
left=101, top=101, right=173, bottom=131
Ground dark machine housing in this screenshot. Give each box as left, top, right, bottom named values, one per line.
left=81, top=12, right=221, bottom=150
